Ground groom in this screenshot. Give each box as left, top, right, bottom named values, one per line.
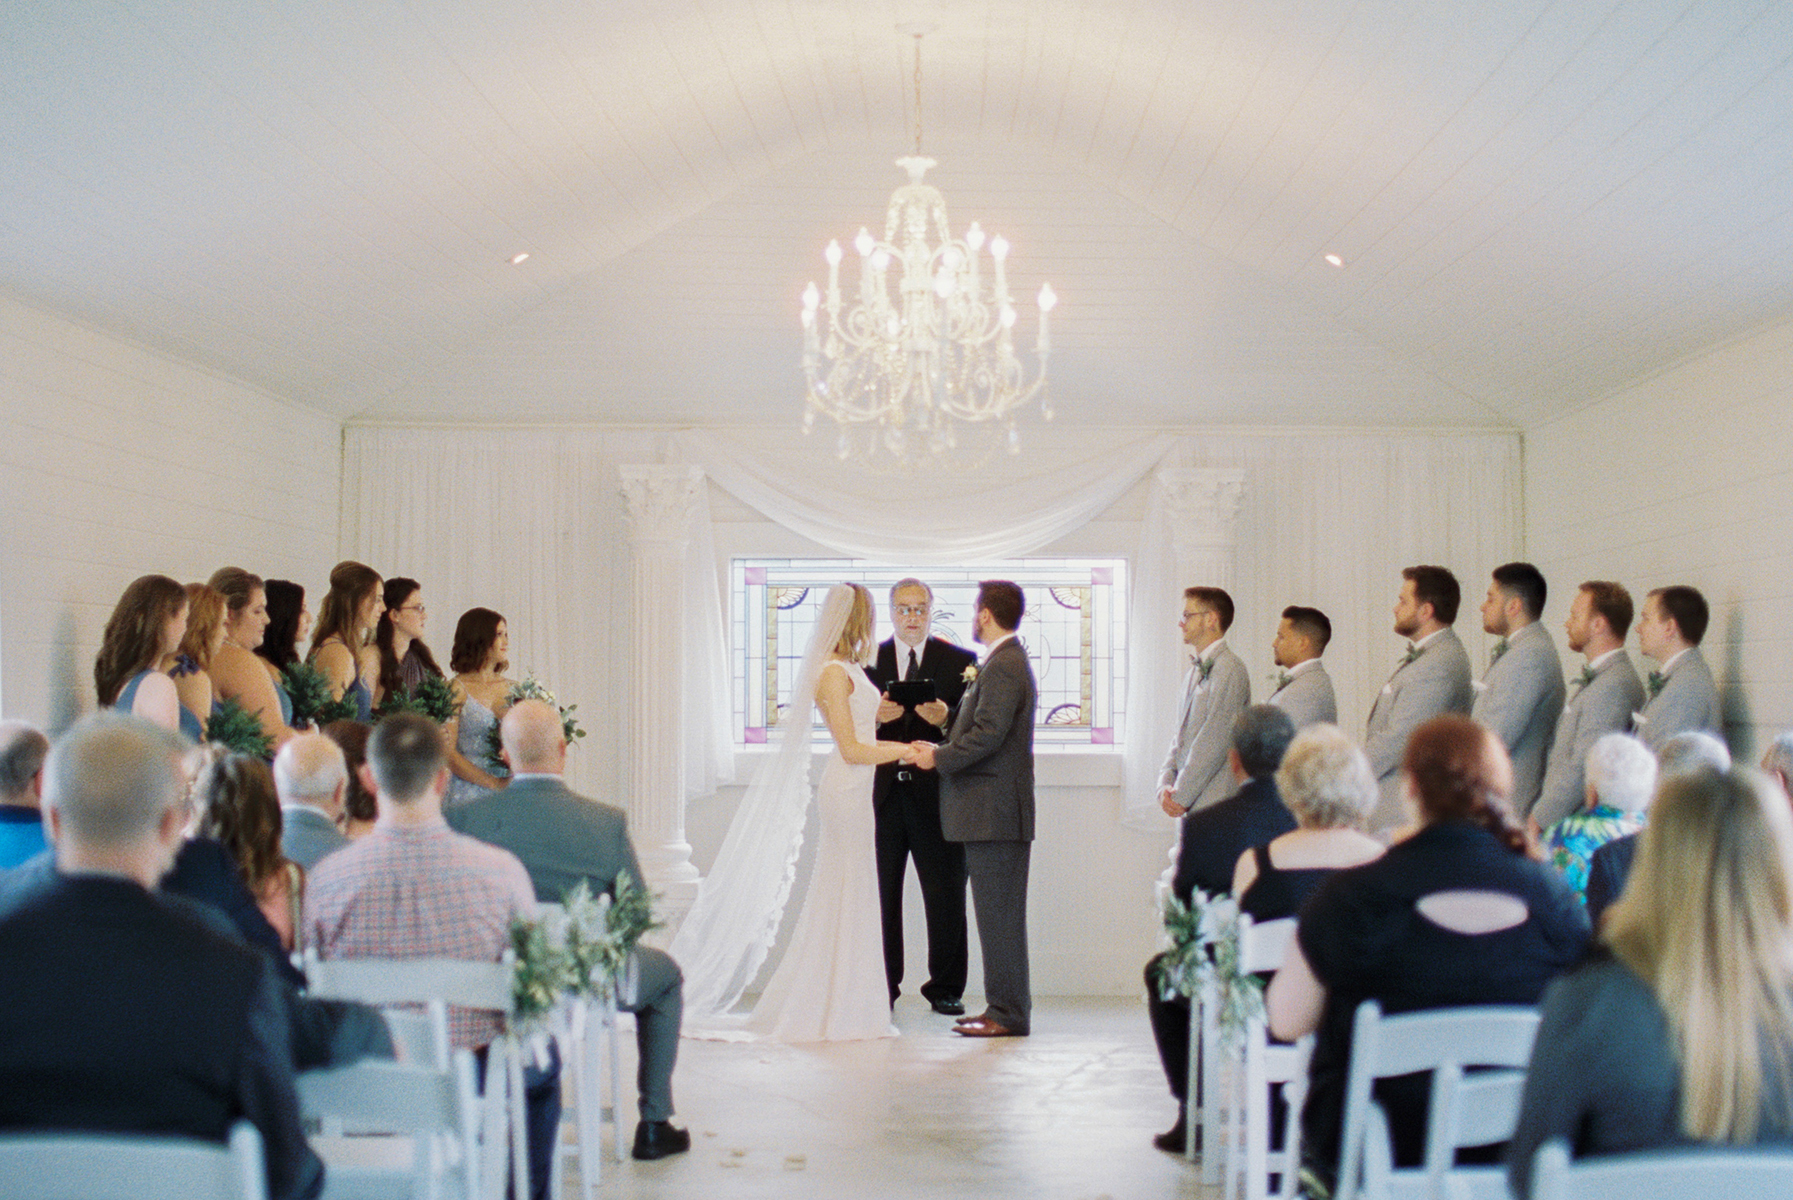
left=912, top=581, right=1038, bottom=1038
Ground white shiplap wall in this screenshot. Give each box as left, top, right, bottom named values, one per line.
left=1526, top=315, right=1793, bottom=762
left=0, top=295, right=341, bottom=729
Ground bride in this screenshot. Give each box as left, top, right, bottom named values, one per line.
left=672, top=582, right=918, bottom=1041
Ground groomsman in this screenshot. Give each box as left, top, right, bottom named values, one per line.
left=1633, top=585, right=1722, bottom=752
left=1157, top=588, right=1251, bottom=817
left=1363, top=566, right=1474, bottom=831
left=1531, top=581, right=1647, bottom=831
left=1266, top=606, right=1337, bottom=730
left=868, top=578, right=977, bottom=1015
left=1471, top=563, right=1566, bottom=819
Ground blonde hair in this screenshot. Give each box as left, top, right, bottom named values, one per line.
left=177, top=583, right=227, bottom=669
left=1605, top=767, right=1793, bottom=1142
left=831, top=583, right=876, bottom=665
left=1275, top=724, right=1377, bottom=829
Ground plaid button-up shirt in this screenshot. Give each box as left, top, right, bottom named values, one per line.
left=306, top=818, right=536, bottom=1049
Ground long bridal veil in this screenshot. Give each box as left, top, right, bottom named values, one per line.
left=669, top=581, right=856, bottom=1024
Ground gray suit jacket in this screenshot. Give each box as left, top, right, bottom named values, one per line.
left=1364, top=627, right=1475, bottom=827
left=279, top=806, right=348, bottom=873
left=1157, top=643, right=1252, bottom=813
left=1634, top=647, right=1721, bottom=752
left=1531, top=651, right=1647, bottom=830
left=1267, top=660, right=1337, bottom=730
left=935, top=638, right=1038, bottom=844
left=1471, top=622, right=1566, bottom=819
left=446, top=774, right=644, bottom=903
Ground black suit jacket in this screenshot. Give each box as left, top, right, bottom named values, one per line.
left=0, top=872, right=323, bottom=1200
left=869, top=635, right=978, bottom=806
left=1584, top=832, right=1638, bottom=928
left=1171, top=774, right=1296, bottom=903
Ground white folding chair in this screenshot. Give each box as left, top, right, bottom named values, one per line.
left=1217, top=915, right=1307, bottom=1200
left=299, top=1052, right=481, bottom=1200
left=303, top=951, right=528, bottom=1200
left=0, top=1120, right=266, bottom=1200
left=536, top=900, right=626, bottom=1200
left=1336, top=1000, right=1541, bottom=1200
left=1529, top=1138, right=1793, bottom=1199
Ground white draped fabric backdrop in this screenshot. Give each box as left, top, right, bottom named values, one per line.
left=341, top=424, right=1519, bottom=990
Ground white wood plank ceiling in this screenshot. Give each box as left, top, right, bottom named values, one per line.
left=3, top=0, right=1791, bottom=430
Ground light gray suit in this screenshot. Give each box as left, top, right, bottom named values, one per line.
left=1634, top=647, right=1721, bottom=752
left=1471, top=621, right=1566, bottom=820
left=279, top=805, right=348, bottom=872
left=935, top=636, right=1038, bottom=1033
left=1531, top=650, right=1647, bottom=831
left=447, top=775, right=683, bottom=1122
left=1364, top=628, right=1475, bottom=830
left=1157, top=643, right=1252, bottom=813
left=1267, top=660, right=1337, bottom=730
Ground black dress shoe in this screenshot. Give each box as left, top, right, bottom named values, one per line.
left=632, top=1120, right=692, bottom=1161
left=1152, top=1114, right=1195, bottom=1154
left=929, top=997, right=966, bottom=1016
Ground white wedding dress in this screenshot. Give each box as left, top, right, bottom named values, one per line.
left=744, top=659, right=896, bottom=1041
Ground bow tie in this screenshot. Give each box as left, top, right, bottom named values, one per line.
left=1489, top=637, right=1510, bottom=665
left=1399, top=644, right=1423, bottom=668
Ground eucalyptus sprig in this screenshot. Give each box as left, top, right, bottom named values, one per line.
left=281, top=661, right=357, bottom=729
left=484, top=675, right=586, bottom=772
left=1157, top=889, right=1265, bottom=1049
left=375, top=672, right=462, bottom=724
left=205, top=698, right=275, bottom=760
left=560, top=874, right=661, bottom=998
left=509, top=914, right=573, bottom=1035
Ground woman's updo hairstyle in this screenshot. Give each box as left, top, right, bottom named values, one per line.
left=207, top=567, right=264, bottom=619
left=311, top=561, right=382, bottom=657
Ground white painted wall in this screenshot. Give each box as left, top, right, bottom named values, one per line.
left=0, top=295, right=341, bottom=729
left=1526, top=317, right=1793, bottom=763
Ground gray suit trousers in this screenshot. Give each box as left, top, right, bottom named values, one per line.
left=625, top=945, right=682, bottom=1121
left=963, top=840, right=1031, bottom=1033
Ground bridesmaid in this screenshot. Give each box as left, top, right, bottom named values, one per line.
left=166, top=582, right=227, bottom=737
left=255, top=580, right=310, bottom=728
left=207, top=567, right=297, bottom=753
left=445, top=607, right=513, bottom=806
left=372, top=577, right=444, bottom=705
left=309, top=561, right=383, bottom=721
left=95, top=574, right=193, bottom=739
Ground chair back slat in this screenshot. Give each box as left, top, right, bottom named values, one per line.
left=1531, top=1138, right=1793, bottom=1200
left=1238, top=916, right=1296, bottom=974
left=303, top=952, right=514, bottom=1013
left=0, top=1121, right=267, bottom=1200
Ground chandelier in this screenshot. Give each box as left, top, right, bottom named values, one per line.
left=800, top=35, right=1056, bottom=466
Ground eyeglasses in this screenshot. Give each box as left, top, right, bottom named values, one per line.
left=399, top=604, right=426, bottom=615
left=895, top=605, right=931, bottom=617
left=1180, top=609, right=1211, bottom=624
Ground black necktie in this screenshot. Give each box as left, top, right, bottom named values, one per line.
left=906, top=649, right=920, bottom=681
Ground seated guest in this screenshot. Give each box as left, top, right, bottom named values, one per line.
left=0, top=714, right=321, bottom=1200
left=95, top=573, right=194, bottom=740
left=307, top=714, right=555, bottom=1200
left=448, top=700, right=692, bottom=1161
left=1144, top=705, right=1299, bottom=1150
left=1764, top=731, right=1793, bottom=800
left=1268, top=715, right=1589, bottom=1195
left=1508, top=767, right=1793, bottom=1198
left=0, top=722, right=49, bottom=869
left=273, top=734, right=350, bottom=871
left=1542, top=733, right=1655, bottom=902
left=166, top=583, right=228, bottom=737
left=320, top=719, right=378, bottom=837
left=198, top=754, right=302, bottom=952
left=1585, top=731, right=1732, bottom=926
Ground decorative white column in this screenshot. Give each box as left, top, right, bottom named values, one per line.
left=617, top=464, right=706, bottom=923
left=1153, top=467, right=1248, bottom=890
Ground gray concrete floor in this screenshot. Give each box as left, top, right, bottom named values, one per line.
left=566, top=996, right=1208, bottom=1199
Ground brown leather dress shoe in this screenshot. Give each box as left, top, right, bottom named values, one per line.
left=954, top=1016, right=1027, bottom=1037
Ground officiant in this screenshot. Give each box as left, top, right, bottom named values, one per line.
left=870, top=578, right=978, bottom=1016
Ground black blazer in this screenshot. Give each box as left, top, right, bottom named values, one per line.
left=869, top=635, right=978, bottom=804
left=0, top=872, right=323, bottom=1200
left=1170, top=775, right=1296, bottom=903
left=1584, top=832, right=1638, bottom=927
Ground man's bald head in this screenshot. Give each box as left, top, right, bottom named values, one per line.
left=0, top=720, right=49, bottom=808
left=45, top=713, right=183, bottom=852
left=501, top=700, right=566, bottom=776
left=273, top=732, right=348, bottom=819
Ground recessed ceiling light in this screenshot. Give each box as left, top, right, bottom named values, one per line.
left=509, top=252, right=530, bottom=265
left=1324, top=253, right=1345, bottom=268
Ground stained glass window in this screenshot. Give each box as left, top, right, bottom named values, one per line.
left=732, top=558, right=1127, bottom=747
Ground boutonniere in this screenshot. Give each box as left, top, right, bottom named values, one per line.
left=1194, top=657, right=1215, bottom=685
left=1646, top=670, right=1666, bottom=699
left=961, top=665, right=978, bottom=685
left=1489, top=637, right=1510, bottom=665
left=1399, top=644, right=1423, bottom=667
left=1271, top=669, right=1291, bottom=692
left=1573, top=665, right=1597, bottom=691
